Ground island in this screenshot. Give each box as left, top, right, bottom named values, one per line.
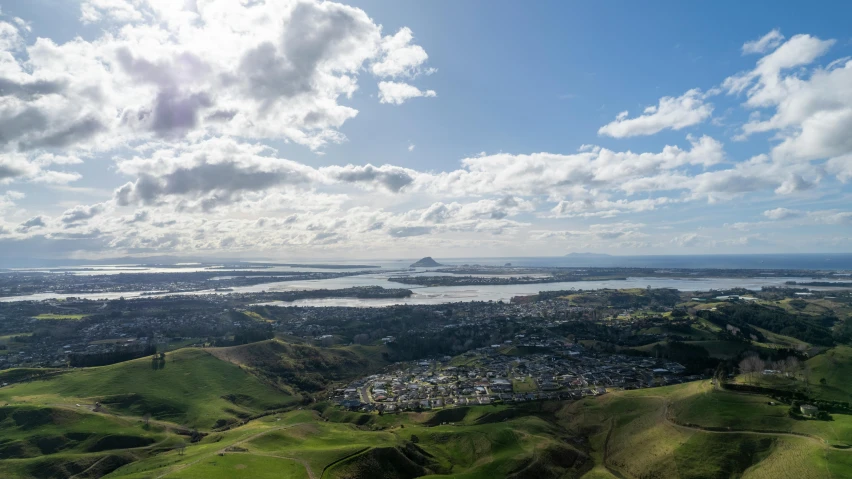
left=410, top=256, right=443, bottom=268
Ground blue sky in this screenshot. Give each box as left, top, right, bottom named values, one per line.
left=0, top=0, right=850, bottom=260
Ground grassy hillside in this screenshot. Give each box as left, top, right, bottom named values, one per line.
left=3, top=335, right=852, bottom=478
left=0, top=348, right=294, bottom=429
left=3, top=378, right=851, bottom=479
left=731, top=346, right=852, bottom=403
left=0, top=404, right=183, bottom=479
left=208, top=339, right=388, bottom=394
left=558, top=380, right=852, bottom=479
left=96, top=404, right=590, bottom=479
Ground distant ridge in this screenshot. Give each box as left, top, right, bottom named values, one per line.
left=410, top=257, right=443, bottom=267
left=564, top=252, right=612, bottom=258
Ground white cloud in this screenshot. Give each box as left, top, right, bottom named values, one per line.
left=321, top=163, right=419, bottom=192
left=671, top=233, right=706, bottom=247
left=724, top=33, right=852, bottom=187
left=0, top=20, right=23, bottom=51
left=742, top=29, right=785, bottom=55
left=598, top=89, right=713, bottom=138
left=378, top=81, right=436, bottom=105
left=371, top=27, right=430, bottom=78
left=533, top=222, right=646, bottom=241
left=80, top=0, right=146, bottom=24
left=808, top=210, right=852, bottom=225
left=4, top=16, right=852, bottom=257
left=763, top=207, right=802, bottom=220
left=1, top=0, right=436, bottom=153
left=417, top=135, right=725, bottom=197
left=549, top=197, right=673, bottom=218
left=60, top=202, right=106, bottom=226
left=31, top=170, right=83, bottom=184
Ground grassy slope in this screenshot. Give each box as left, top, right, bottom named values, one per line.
left=168, top=454, right=309, bottom=479
left=104, top=405, right=589, bottom=479
left=208, top=339, right=388, bottom=392
left=731, top=346, right=852, bottom=403
left=0, top=404, right=182, bottom=479
left=0, top=348, right=294, bottom=429
left=559, top=381, right=852, bottom=479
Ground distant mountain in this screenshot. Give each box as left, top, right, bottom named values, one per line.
left=564, top=252, right=612, bottom=258
left=410, top=257, right=443, bottom=267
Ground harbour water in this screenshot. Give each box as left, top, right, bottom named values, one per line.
left=3, top=272, right=849, bottom=305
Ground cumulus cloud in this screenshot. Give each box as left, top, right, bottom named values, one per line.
left=721, top=32, right=852, bottom=191
left=321, top=164, right=418, bottom=192
left=416, top=135, right=725, bottom=197
left=763, top=207, right=802, bottom=220
left=388, top=226, right=432, bottom=238
left=598, top=89, right=713, bottom=138
left=532, top=222, right=646, bottom=243
left=0, top=155, right=38, bottom=182
left=742, top=29, right=785, bottom=55
left=0, top=20, right=24, bottom=51
left=809, top=210, right=852, bottom=225
left=4, top=16, right=852, bottom=258
left=80, top=0, right=146, bottom=24
left=671, top=233, right=706, bottom=247
left=17, top=215, right=46, bottom=232
left=549, top=198, right=672, bottom=218
left=1, top=0, right=436, bottom=152
left=372, top=27, right=431, bottom=78
left=60, top=203, right=106, bottom=226
left=112, top=139, right=430, bottom=208
left=378, top=81, right=436, bottom=104
left=113, top=139, right=317, bottom=209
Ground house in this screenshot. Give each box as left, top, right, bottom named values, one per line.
left=800, top=404, right=819, bottom=417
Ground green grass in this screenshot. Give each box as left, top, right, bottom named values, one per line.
left=669, top=381, right=852, bottom=447
left=6, top=337, right=852, bottom=478
left=0, top=348, right=295, bottom=429
left=685, top=340, right=751, bottom=358
left=807, top=346, right=852, bottom=402
left=247, top=421, right=398, bottom=476
left=730, top=346, right=852, bottom=403
left=0, top=403, right=182, bottom=479
left=558, top=381, right=852, bottom=479
left=674, top=434, right=776, bottom=478
left=511, top=378, right=537, bottom=393
left=169, top=453, right=309, bottom=479
left=32, top=313, right=90, bottom=320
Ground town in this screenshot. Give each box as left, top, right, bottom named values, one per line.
left=334, top=340, right=694, bottom=412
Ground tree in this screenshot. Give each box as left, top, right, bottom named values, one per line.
left=783, top=356, right=801, bottom=378
left=739, top=354, right=765, bottom=384
left=820, top=377, right=827, bottom=385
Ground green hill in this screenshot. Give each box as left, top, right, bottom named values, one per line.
left=0, top=403, right=182, bottom=479
left=208, top=339, right=389, bottom=394
left=2, top=338, right=852, bottom=478
left=101, top=405, right=590, bottom=479
left=0, top=348, right=295, bottom=429
left=559, top=380, right=852, bottom=479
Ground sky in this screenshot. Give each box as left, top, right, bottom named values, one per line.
left=0, top=0, right=850, bottom=261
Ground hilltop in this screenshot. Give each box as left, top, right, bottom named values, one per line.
left=0, top=348, right=295, bottom=430
left=410, top=257, right=443, bottom=267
